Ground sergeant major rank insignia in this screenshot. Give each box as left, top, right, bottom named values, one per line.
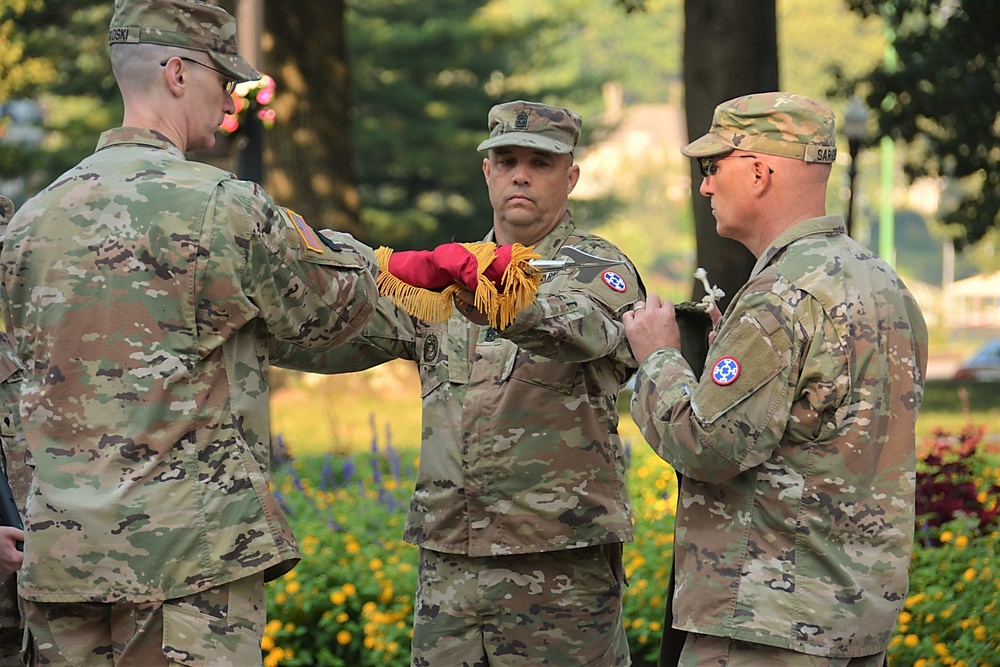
left=515, top=111, right=529, bottom=129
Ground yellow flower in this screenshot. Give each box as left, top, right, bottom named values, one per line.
left=337, top=630, right=352, bottom=645
left=265, top=619, right=283, bottom=635
left=285, top=580, right=300, bottom=595
left=274, top=592, right=288, bottom=605
left=974, top=625, right=988, bottom=641
left=336, top=611, right=349, bottom=623
left=939, top=530, right=953, bottom=543
left=964, top=568, right=977, bottom=582
left=370, top=558, right=384, bottom=571
left=914, top=660, right=928, bottom=667
left=343, top=583, right=358, bottom=596
left=261, top=635, right=274, bottom=651
left=898, top=611, right=912, bottom=624
left=904, top=634, right=919, bottom=648
left=330, top=591, right=346, bottom=605
left=284, top=622, right=295, bottom=633
left=955, top=535, right=969, bottom=548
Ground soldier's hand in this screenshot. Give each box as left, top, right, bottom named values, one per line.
left=453, top=289, right=490, bottom=326
left=623, top=293, right=681, bottom=363
left=0, top=526, right=24, bottom=577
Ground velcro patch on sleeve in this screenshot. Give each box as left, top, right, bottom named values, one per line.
left=692, top=314, right=785, bottom=424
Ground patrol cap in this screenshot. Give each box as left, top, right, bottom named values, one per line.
left=682, top=92, right=837, bottom=164
left=477, top=100, right=582, bottom=155
left=108, top=0, right=260, bottom=83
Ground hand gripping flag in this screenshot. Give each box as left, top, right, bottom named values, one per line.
left=374, top=242, right=542, bottom=329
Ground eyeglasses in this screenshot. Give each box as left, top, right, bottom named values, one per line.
left=160, top=56, right=237, bottom=95
left=698, top=154, right=774, bottom=178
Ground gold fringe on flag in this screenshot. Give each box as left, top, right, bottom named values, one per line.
left=374, top=242, right=542, bottom=329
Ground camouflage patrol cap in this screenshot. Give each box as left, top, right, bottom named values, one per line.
left=477, top=100, right=582, bottom=154
left=108, top=0, right=260, bottom=83
left=682, top=92, right=837, bottom=164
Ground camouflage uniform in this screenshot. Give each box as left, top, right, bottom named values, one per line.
left=275, top=210, right=641, bottom=664
left=0, top=195, right=28, bottom=666
left=0, top=1, right=378, bottom=663
left=0, top=335, right=26, bottom=666
left=631, top=93, right=929, bottom=661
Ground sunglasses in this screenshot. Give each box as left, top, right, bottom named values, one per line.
left=698, top=154, right=773, bottom=178
left=160, top=56, right=237, bottom=95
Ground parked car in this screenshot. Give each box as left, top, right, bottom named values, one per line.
left=952, top=338, right=1000, bottom=382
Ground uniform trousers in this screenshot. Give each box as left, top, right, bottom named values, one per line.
left=23, top=573, right=265, bottom=666
left=678, top=633, right=887, bottom=667
left=411, top=544, right=630, bottom=667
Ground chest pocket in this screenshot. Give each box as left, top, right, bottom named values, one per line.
left=496, top=343, right=580, bottom=395
left=692, top=311, right=789, bottom=424
left=418, top=319, right=470, bottom=398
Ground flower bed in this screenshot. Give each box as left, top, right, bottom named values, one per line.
left=262, top=426, right=1000, bottom=666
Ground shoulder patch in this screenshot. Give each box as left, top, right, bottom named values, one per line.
left=711, top=356, right=741, bottom=386
left=286, top=208, right=324, bottom=253
left=602, top=270, right=627, bottom=293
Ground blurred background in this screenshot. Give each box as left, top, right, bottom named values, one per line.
left=2, top=0, right=998, bottom=451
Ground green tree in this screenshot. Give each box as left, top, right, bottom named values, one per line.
left=0, top=0, right=117, bottom=203
left=346, top=0, right=604, bottom=248
left=842, top=0, right=1000, bottom=249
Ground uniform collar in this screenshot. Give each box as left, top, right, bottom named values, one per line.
left=96, top=127, right=186, bottom=159
left=751, top=215, right=846, bottom=278
left=483, top=211, right=576, bottom=260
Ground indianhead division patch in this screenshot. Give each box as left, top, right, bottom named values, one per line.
left=287, top=208, right=324, bottom=253
left=711, top=356, right=741, bottom=386
left=602, top=270, right=627, bottom=293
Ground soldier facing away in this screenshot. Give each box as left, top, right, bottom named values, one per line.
left=624, top=92, right=928, bottom=666
left=274, top=100, right=645, bottom=666
left=0, top=1, right=378, bottom=664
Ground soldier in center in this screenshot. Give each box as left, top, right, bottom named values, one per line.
left=274, top=101, right=643, bottom=665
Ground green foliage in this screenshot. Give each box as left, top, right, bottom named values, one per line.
left=0, top=0, right=119, bottom=203
left=889, top=518, right=1000, bottom=666
left=841, top=0, right=1000, bottom=249
left=263, top=430, right=1000, bottom=666
left=263, top=440, right=418, bottom=667
left=346, top=0, right=682, bottom=249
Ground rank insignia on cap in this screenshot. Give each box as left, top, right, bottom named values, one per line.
left=515, top=110, right=529, bottom=129
left=602, top=270, right=627, bottom=292
left=711, top=356, right=741, bottom=386
left=287, top=209, right=324, bottom=253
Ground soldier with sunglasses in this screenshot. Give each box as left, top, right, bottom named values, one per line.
left=624, top=92, right=928, bottom=666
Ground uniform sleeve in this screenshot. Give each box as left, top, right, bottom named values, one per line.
left=631, top=288, right=842, bottom=482
left=216, top=182, right=379, bottom=352
left=269, top=294, right=418, bottom=374
left=500, top=238, right=644, bottom=366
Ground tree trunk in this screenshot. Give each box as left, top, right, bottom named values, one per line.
left=682, top=0, right=779, bottom=310
left=263, top=0, right=362, bottom=237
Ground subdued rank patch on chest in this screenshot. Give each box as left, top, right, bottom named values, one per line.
left=602, top=270, right=627, bottom=292
left=711, top=356, right=741, bottom=385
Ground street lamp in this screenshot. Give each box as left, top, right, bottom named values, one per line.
left=843, top=95, right=870, bottom=238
